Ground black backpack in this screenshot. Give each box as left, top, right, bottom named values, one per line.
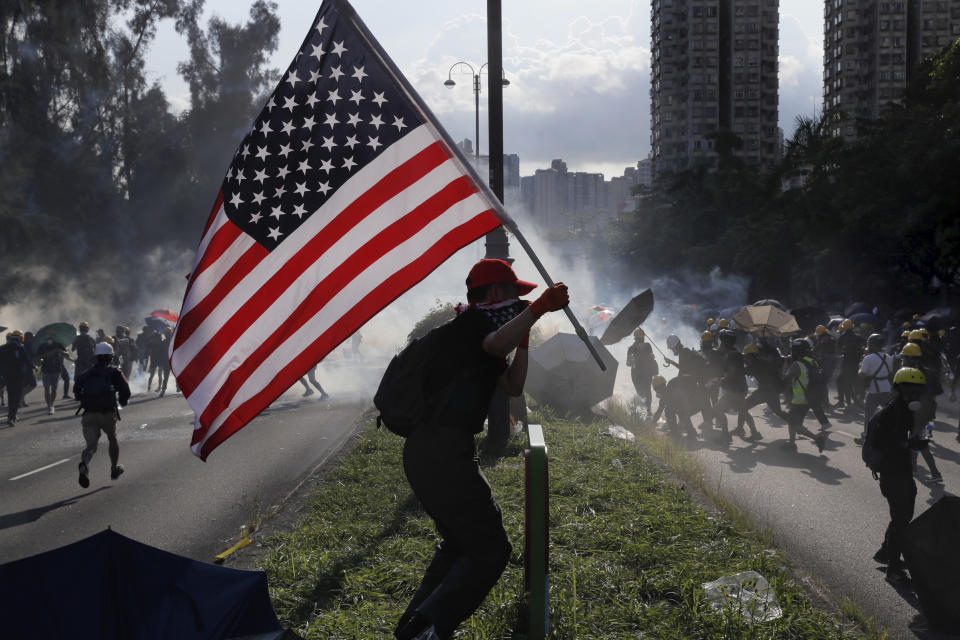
left=374, top=322, right=456, bottom=437
left=77, top=367, right=117, bottom=412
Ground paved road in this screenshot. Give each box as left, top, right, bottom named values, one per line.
left=677, top=394, right=960, bottom=640
left=0, top=384, right=369, bottom=565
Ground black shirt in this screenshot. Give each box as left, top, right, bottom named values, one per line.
left=425, top=307, right=507, bottom=434
left=36, top=341, right=66, bottom=373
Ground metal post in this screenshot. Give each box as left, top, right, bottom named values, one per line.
left=525, top=424, right=549, bottom=638
left=474, top=73, right=480, bottom=161
left=485, top=0, right=510, bottom=261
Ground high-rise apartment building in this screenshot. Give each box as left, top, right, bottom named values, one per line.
left=824, top=0, right=960, bottom=139
left=650, top=0, right=780, bottom=176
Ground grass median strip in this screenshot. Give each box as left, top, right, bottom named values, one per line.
left=259, top=413, right=861, bottom=639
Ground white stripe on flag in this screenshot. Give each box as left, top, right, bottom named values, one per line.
left=171, top=125, right=436, bottom=374
left=195, top=192, right=490, bottom=448
left=184, top=154, right=474, bottom=417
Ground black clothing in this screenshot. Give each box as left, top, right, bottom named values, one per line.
left=74, top=365, right=131, bottom=413
left=878, top=472, right=917, bottom=569
left=71, top=333, right=96, bottom=374
left=627, top=342, right=657, bottom=411
left=398, top=303, right=517, bottom=638
left=0, top=341, right=31, bottom=423
left=868, top=397, right=916, bottom=476
left=35, top=341, right=66, bottom=374
left=719, top=349, right=748, bottom=394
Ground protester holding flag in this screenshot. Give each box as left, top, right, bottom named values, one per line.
left=395, top=259, right=568, bottom=640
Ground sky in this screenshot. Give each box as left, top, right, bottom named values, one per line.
left=146, top=0, right=825, bottom=178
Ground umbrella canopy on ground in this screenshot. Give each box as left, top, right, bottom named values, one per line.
left=526, top=333, right=618, bottom=415
left=790, top=307, right=830, bottom=333
left=752, top=299, right=786, bottom=311
left=848, top=312, right=880, bottom=327
left=600, top=289, right=654, bottom=345
left=0, top=529, right=283, bottom=640
left=732, top=305, right=800, bottom=337
left=902, top=496, right=960, bottom=633
left=32, top=322, right=77, bottom=353
left=844, top=302, right=874, bottom=317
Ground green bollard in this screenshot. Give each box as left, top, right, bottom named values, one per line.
left=525, top=423, right=549, bottom=638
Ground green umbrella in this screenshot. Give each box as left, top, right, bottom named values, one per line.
left=32, top=322, right=77, bottom=353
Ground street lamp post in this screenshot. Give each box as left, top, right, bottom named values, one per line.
left=443, top=61, right=509, bottom=162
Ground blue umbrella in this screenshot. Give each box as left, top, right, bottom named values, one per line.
left=849, top=312, right=879, bottom=326
left=144, top=316, right=172, bottom=331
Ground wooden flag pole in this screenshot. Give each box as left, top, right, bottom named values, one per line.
left=335, top=0, right=606, bottom=371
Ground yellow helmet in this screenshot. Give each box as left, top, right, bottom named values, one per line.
left=78, top=321, right=90, bottom=331
left=893, top=367, right=926, bottom=386
left=900, top=343, right=923, bottom=358
left=908, top=329, right=924, bottom=342
left=939, top=329, right=946, bottom=337
left=700, top=330, right=714, bottom=342
left=902, top=321, right=912, bottom=329
left=918, top=328, right=930, bottom=340
left=652, top=375, right=666, bottom=388
left=815, top=325, right=827, bottom=335
left=706, top=317, right=715, bottom=327
left=743, top=343, right=759, bottom=355
left=717, top=318, right=730, bottom=328
left=6, top=330, right=23, bottom=342
left=901, top=330, right=911, bottom=339
left=913, top=314, right=920, bottom=320
left=840, top=319, right=854, bottom=331
left=633, top=328, right=645, bottom=340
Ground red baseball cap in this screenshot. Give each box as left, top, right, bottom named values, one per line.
left=466, top=259, right=538, bottom=295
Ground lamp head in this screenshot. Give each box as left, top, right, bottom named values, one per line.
left=444, top=78, right=456, bottom=88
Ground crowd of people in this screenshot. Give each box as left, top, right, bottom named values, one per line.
left=625, top=314, right=960, bottom=461
left=626, top=312, right=959, bottom=584
left=0, top=321, right=176, bottom=427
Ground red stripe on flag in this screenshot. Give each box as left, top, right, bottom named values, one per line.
left=183, top=218, right=245, bottom=300
left=200, top=191, right=225, bottom=247
left=174, top=242, right=269, bottom=352
left=175, top=141, right=450, bottom=395
left=195, top=176, right=478, bottom=433
left=195, top=210, right=501, bottom=459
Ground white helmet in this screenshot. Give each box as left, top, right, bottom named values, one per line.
left=666, top=334, right=681, bottom=351
left=95, top=342, right=114, bottom=357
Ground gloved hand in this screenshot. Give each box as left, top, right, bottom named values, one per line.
left=529, top=283, right=569, bottom=318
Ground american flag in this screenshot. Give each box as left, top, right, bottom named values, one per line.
left=171, top=0, right=503, bottom=460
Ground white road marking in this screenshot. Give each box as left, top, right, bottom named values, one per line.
left=9, top=458, right=72, bottom=481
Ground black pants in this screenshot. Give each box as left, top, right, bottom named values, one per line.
left=399, top=424, right=511, bottom=638
left=5, top=380, right=21, bottom=423
left=878, top=472, right=916, bottom=564
left=631, top=371, right=652, bottom=412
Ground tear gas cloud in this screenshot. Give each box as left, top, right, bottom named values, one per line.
left=0, top=189, right=749, bottom=409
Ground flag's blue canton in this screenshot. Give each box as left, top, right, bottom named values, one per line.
left=222, top=4, right=424, bottom=249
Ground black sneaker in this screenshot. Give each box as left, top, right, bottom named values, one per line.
left=110, top=464, right=124, bottom=480
left=815, top=433, right=827, bottom=453
left=78, top=463, right=90, bottom=488
left=886, top=565, right=909, bottom=584
left=872, top=546, right=890, bottom=564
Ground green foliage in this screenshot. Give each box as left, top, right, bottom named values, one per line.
left=258, top=419, right=859, bottom=639
left=0, top=1, right=281, bottom=308
left=406, top=301, right=456, bottom=344
left=614, top=40, right=960, bottom=306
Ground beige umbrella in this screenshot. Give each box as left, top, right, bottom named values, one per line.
left=732, top=305, right=801, bottom=337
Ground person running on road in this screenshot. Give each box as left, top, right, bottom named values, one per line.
left=299, top=364, right=329, bottom=399
left=71, top=322, right=96, bottom=376
left=664, top=334, right=715, bottom=432
left=739, top=343, right=787, bottom=430
left=868, top=367, right=930, bottom=582
left=626, top=328, right=658, bottom=414
left=35, top=335, right=68, bottom=415
left=0, top=331, right=30, bottom=427
left=73, top=342, right=131, bottom=488
left=714, top=329, right=758, bottom=441
left=651, top=374, right=701, bottom=439
left=836, top=319, right=865, bottom=407
left=784, top=340, right=828, bottom=453
left=855, top=334, right=893, bottom=445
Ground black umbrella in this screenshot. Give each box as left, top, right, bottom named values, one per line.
left=600, top=289, right=654, bottom=345
left=892, top=307, right=915, bottom=322
left=902, top=496, right=960, bottom=633
left=920, top=307, right=958, bottom=330
left=0, top=529, right=285, bottom=640
left=790, top=307, right=830, bottom=332
left=844, top=301, right=873, bottom=317
left=527, top=333, right=618, bottom=414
